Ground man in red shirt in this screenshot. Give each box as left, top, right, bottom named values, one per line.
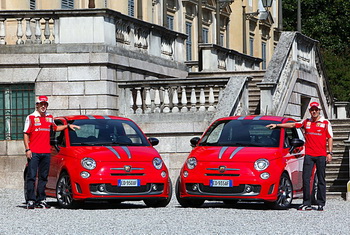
left=266, top=102, right=333, bottom=211
left=23, top=96, right=79, bottom=209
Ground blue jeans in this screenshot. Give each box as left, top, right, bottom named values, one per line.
left=302, top=155, right=327, bottom=206
left=26, top=153, right=51, bottom=202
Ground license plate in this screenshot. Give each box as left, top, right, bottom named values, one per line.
left=210, top=180, right=232, bottom=187
left=118, top=179, right=140, bottom=187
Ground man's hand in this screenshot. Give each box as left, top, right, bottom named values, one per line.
left=68, top=124, right=80, bottom=131
left=266, top=124, right=277, bottom=129
left=26, top=150, right=32, bottom=159
left=326, top=154, right=332, bottom=164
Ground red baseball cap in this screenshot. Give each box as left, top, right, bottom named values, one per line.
left=36, top=95, right=49, bottom=104
left=309, top=101, right=321, bottom=110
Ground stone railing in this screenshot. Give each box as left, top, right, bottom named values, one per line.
left=199, top=44, right=262, bottom=72
left=258, top=32, right=335, bottom=118
left=117, top=77, right=231, bottom=115
left=0, top=9, right=187, bottom=62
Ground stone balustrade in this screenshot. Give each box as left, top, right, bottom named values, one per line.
left=118, top=77, right=230, bottom=115
left=0, top=9, right=187, bottom=62
left=199, top=43, right=262, bottom=72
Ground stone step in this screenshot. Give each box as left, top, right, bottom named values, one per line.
left=326, top=191, right=346, bottom=199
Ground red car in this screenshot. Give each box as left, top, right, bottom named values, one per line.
left=25, top=115, right=172, bottom=208
left=176, top=115, right=310, bottom=209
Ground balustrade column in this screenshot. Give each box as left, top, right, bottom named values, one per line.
left=144, top=87, right=152, bottom=114
left=135, top=87, right=143, bottom=114
left=163, top=88, right=170, bottom=113
left=129, top=88, right=135, bottom=114
left=16, top=18, right=24, bottom=44
left=199, top=88, right=206, bottom=112
left=43, top=18, right=51, bottom=44
left=171, top=87, right=179, bottom=113
left=154, top=88, right=161, bottom=113
left=25, top=18, right=32, bottom=44
left=34, top=18, right=42, bottom=44
left=190, top=88, right=197, bottom=112
left=181, top=87, right=188, bottom=112
left=0, top=18, right=6, bottom=45
left=208, top=86, right=215, bottom=111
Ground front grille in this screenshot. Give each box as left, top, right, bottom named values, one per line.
left=90, top=183, right=164, bottom=195
left=186, top=183, right=261, bottom=196
left=205, top=174, right=240, bottom=177
left=110, top=173, right=145, bottom=176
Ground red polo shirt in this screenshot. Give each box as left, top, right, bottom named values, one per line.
left=23, top=111, right=57, bottom=153
left=295, top=116, right=333, bottom=157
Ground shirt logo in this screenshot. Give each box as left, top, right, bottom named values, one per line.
left=34, top=118, right=40, bottom=123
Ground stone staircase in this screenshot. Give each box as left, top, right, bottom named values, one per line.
left=327, top=119, right=349, bottom=199
left=247, top=72, right=264, bottom=115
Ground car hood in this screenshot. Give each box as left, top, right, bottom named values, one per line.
left=190, top=146, right=281, bottom=162
left=67, top=146, right=161, bottom=162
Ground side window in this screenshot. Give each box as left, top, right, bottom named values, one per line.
left=284, top=128, right=300, bottom=148
left=54, top=120, right=65, bottom=147
left=122, top=123, right=142, bottom=144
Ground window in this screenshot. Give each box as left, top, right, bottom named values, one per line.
left=220, top=33, right=224, bottom=47
left=0, top=84, right=35, bottom=140
left=249, top=37, right=254, bottom=56
left=61, top=0, right=74, bottom=9
left=202, top=28, right=209, bottom=43
left=128, top=0, right=135, bottom=17
left=30, top=0, right=36, bottom=10
left=262, top=42, right=267, bottom=69
left=167, top=15, right=174, bottom=30
left=185, top=22, right=192, bottom=61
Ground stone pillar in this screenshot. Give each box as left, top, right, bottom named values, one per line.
left=257, top=83, right=276, bottom=115
left=344, top=139, right=350, bottom=201
left=335, top=101, right=349, bottom=119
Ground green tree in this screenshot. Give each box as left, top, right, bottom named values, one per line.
left=283, top=0, right=350, bottom=102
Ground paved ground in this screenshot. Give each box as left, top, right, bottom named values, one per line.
left=0, top=188, right=348, bottom=235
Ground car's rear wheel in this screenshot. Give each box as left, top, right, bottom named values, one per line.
left=267, top=173, right=293, bottom=210
left=144, top=179, right=173, bottom=207
left=56, top=172, right=79, bottom=209
left=175, top=177, right=204, bottom=208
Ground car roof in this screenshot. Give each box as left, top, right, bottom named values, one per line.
left=55, top=115, right=133, bottom=122
left=215, top=115, right=296, bottom=123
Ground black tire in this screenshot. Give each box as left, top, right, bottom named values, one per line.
left=144, top=179, right=173, bottom=207
left=267, top=173, right=293, bottom=210
left=56, top=172, right=79, bottom=209
left=175, top=177, right=204, bottom=208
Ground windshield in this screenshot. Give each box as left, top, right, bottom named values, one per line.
left=199, top=119, right=280, bottom=147
left=68, top=119, right=150, bottom=146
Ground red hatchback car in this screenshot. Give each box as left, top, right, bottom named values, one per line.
left=176, top=115, right=309, bottom=209
left=25, top=115, right=172, bottom=208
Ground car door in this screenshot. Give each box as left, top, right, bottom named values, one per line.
left=283, top=127, right=305, bottom=193
left=47, top=119, right=66, bottom=190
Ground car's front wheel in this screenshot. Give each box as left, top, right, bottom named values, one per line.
left=267, top=173, right=293, bottom=210
left=144, top=179, right=173, bottom=207
left=56, top=172, right=79, bottom=209
left=175, top=177, right=204, bottom=208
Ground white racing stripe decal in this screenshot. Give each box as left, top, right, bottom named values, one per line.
left=122, top=146, right=132, bottom=159
left=229, top=147, right=244, bottom=159
left=87, top=115, right=96, bottom=119
left=106, top=146, right=121, bottom=159
left=218, top=147, right=229, bottom=159
left=103, top=116, right=111, bottom=119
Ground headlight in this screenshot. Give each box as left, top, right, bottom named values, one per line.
left=153, top=157, right=163, bottom=170
left=254, top=159, right=269, bottom=171
left=81, top=158, right=96, bottom=170
left=187, top=157, right=197, bottom=169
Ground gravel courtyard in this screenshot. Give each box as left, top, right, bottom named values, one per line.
left=0, top=188, right=348, bottom=235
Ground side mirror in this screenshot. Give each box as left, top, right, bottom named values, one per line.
left=148, top=137, right=159, bottom=146
left=190, top=137, right=200, bottom=147
left=289, top=138, right=304, bottom=154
